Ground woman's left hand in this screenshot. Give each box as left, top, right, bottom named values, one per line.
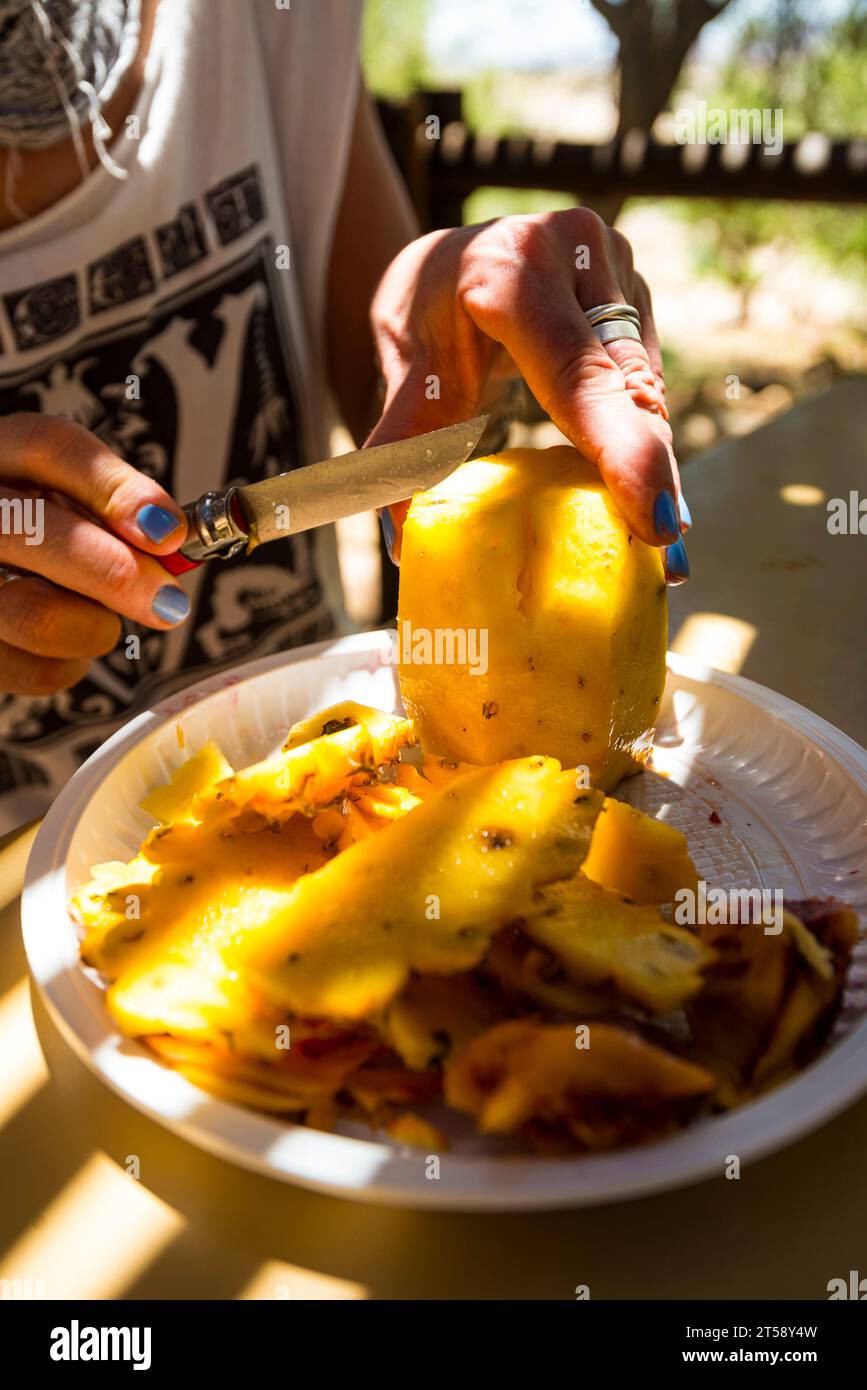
left=367, top=209, right=688, bottom=580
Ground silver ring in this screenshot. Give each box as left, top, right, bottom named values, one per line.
left=584, top=301, right=640, bottom=327
left=584, top=301, right=642, bottom=345
left=594, top=319, right=643, bottom=344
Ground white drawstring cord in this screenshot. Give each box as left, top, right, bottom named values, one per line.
left=0, top=0, right=139, bottom=219
left=3, top=143, right=26, bottom=220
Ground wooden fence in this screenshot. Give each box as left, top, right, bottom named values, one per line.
left=377, top=91, right=867, bottom=230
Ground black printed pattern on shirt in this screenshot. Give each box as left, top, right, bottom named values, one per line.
left=0, top=194, right=331, bottom=806
left=4, top=273, right=81, bottom=352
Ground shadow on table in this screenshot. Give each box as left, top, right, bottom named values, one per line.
left=27, top=986, right=867, bottom=1302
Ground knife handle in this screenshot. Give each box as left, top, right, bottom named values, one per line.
left=158, top=547, right=201, bottom=576
left=156, top=489, right=249, bottom=573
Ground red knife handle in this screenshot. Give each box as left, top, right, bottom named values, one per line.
left=156, top=490, right=249, bottom=573
left=159, top=548, right=201, bottom=575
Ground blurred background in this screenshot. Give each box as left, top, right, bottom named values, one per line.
left=336, top=0, right=867, bottom=623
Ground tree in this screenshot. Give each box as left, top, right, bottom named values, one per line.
left=678, top=2, right=867, bottom=309
left=361, top=0, right=429, bottom=99
left=588, top=0, right=734, bottom=220
left=590, top=0, right=735, bottom=134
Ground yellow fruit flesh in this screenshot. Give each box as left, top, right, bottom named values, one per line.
left=199, top=704, right=416, bottom=823
left=581, top=796, right=700, bottom=905
left=75, top=815, right=333, bottom=1054
left=72, top=693, right=857, bottom=1147
left=445, top=1020, right=714, bottom=1139
left=521, top=872, right=713, bottom=1014
left=380, top=972, right=505, bottom=1070
left=384, top=1113, right=449, bottom=1150
left=398, top=447, right=667, bottom=791
left=144, top=1033, right=375, bottom=1112
left=139, top=741, right=234, bottom=824
left=226, top=759, right=603, bottom=1022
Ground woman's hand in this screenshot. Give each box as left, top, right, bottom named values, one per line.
left=0, top=413, right=190, bottom=695
left=368, top=209, right=689, bottom=579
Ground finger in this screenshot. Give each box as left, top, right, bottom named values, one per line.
left=0, top=637, right=91, bottom=696
left=604, top=334, right=665, bottom=416
left=0, top=413, right=187, bottom=554
left=0, top=575, right=121, bottom=658
left=630, top=273, right=669, bottom=422
left=465, top=279, right=680, bottom=547
left=574, top=239, right=662, bottom=417
left=0, top=488, right=191, bottom=628
left=629, top=275, right=693, bottom=531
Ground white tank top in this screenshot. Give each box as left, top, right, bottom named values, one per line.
left=0, top=0, right=363, bottom=830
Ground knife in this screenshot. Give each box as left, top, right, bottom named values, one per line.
left=158, top=416, right=489, bottom=575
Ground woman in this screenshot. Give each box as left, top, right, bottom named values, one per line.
left=0, top=0, right=687, bottom=830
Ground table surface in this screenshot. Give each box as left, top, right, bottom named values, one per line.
left=2, top=377, right=866, bottom=1301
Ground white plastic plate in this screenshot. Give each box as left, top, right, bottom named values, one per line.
left=21, top=632, right=867, bottom=1210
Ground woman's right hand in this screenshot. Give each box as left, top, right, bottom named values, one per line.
left=0, top=413, right=190, bottom=696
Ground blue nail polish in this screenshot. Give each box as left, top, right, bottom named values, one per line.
left=679, top=494, right=693, bottom=530
left=653, top=490, right=680, bottom=543
left=379, top=508, right=398, bottom=565
left=664, top=536, right=690, bottom=586
left=153, top=585, right=190, bottom=624
left=138, top=504, right=182, bottom=544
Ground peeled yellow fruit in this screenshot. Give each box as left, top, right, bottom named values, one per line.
left=228, top=758, right=603, bottom=1021
left=521, top=872, right=712, bottom=1014
left=581, top=796, right=699, bottom=905
left=445, top=1020, right=714, bottom=1144
left=398, top=446, right=667, bottom=791
left=75, top=815, right=333, bottom=1052
left=384, top=1113, right=449, bottom=1151
left=198, top=703, right=416, bottom=822
left=380, top=973, right=505, bottom=1070
left=139, top=741, right=233, bottom=825
left=144, top=1033, right=374, bottom=1113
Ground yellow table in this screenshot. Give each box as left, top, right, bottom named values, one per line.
left=2, top=379, right=866, bottom=1301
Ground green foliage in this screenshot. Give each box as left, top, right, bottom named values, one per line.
left=675, top=195, right=867, bottom=302
left=706, top=0, right=867, bottom=139
left=462, top=72, right=539, bottom=138
left=361, top=0, right=429, bottom=98
left=464, top=187, right=577, bottom=226
left=674, top=1, right=867, bottom=290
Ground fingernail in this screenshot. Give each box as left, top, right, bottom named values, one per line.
left=153, top=585, right=190, bottom=624
left=137, top=504, right=183, bottom=544
left=664, top=536, right=690, bottom=586
left=679, top=494, right=693, bottom=530
left=379, top=508, right=398, bottom=566
left=653, top=490, right=680, bottom=543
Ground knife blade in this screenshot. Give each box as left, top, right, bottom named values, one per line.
left=238, top=414, right=489, bottom=546
left=159, top=415, right=489, bottom=574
